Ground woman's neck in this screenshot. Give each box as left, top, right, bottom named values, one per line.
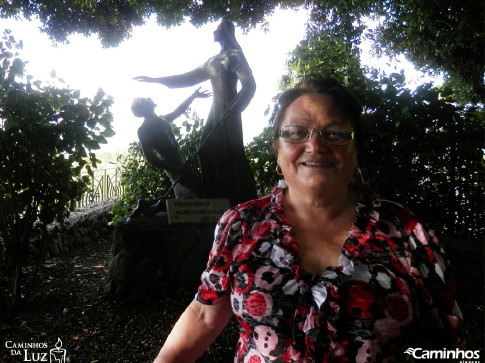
left=283, top=184, right=357, bottom=221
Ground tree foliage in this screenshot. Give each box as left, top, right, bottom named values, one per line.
left=306, top=0, right=484, bottom=103
left=1, top=0, right=482, bottom=100
left=0, top=0, right=300, bottom=46
left=110, top=113, right=204, bottom=223
left=0, top=31, right=114, bottom=307
left=359, top=77, right=484, bottom=239
left=110, top=141, right=167, bottom=224
left=246, top=126, right=278, bottom=196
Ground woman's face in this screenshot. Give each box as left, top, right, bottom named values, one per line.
left=276, top=92, right=357, bottom=195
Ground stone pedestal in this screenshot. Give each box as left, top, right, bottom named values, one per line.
left=105, top=215, right=215, bottom=304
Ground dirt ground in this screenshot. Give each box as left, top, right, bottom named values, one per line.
left=0, top=239, right=238, bottom=363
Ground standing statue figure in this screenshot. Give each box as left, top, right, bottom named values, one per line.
left=131, top=87, right=210, bottom=201
left=134, top=21, right=257, bottom=206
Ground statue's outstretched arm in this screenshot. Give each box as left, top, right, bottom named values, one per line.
left=164, top=87, right=212, bottom=123
left=134, top=67, right=209, bottom=88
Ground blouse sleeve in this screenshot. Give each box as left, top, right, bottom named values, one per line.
left=195, top=207, right=242, bottom=305
left=399, top=207, right=464, bottom=347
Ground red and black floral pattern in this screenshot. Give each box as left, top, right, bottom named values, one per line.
left=196, top=181, right=463, bottom=362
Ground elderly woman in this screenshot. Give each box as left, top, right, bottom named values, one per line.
left=153, top=77, right=463, bottom=362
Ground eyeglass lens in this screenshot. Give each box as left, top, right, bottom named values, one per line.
left=280, top=125, right=353, bottom=145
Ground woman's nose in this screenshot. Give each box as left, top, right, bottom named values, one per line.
left=305, top=130, right=328, bottom=152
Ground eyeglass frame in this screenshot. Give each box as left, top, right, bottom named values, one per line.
left=278, top=124, right=355, bottom=146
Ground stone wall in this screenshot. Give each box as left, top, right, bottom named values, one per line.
left=47, top=198, right=115, bottom=258
left=104, top=216, right=215, bottom=304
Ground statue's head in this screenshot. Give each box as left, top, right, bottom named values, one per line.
left=213, top=20, right=236, bottom=42
left=131, top=98, right=156, bottom=118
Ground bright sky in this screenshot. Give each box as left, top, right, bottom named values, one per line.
left=0, top=8, right=309, bottom=153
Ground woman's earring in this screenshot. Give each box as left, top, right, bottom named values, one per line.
left=354, top=167, right=365, bottom=183
left=276, top=164, right=283, bottom=176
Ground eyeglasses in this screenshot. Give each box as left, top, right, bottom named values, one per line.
left=279, top=124, right=355, bottom=146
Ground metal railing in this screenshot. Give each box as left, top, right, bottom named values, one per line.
left=77, top=168, right=124, bottom=208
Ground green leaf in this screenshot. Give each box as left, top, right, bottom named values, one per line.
left=9, top=57, right=24, bottom=78
left=102, top=127, right=116, bottom=138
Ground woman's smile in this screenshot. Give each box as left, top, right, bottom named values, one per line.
left=299, top=160, right=335, bottom=167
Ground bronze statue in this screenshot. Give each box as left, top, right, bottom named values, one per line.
left=131, top=87, right=210, bottom=201
left=134, top=21, right=257, bottom=206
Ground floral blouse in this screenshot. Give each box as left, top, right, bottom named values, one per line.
left=196, top=181, right=463, bottom=362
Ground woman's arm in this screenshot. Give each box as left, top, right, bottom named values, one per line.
left=153, top=296, right=233, bottom=363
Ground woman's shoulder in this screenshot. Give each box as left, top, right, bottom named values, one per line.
left=352, top=183, right=425, bottom=238
left=380, top=199, right=419, bottom=230
left=234, top=193, right=275, bottom=215
left=219, top=188, right=280, bottom=224
left=372, top=196, right=440, bottom=248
